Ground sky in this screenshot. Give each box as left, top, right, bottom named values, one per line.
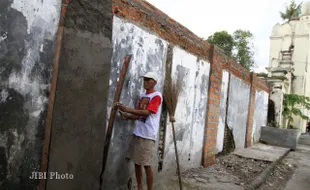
left=146, top=0, right=303, bottom=73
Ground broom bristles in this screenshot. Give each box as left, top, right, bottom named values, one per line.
left=163, top=45, right=182, bottom=122
left=163, top=72, right=182, bottom=122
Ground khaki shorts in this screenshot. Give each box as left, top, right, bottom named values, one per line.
left=126, top=135, right=155, bottom=166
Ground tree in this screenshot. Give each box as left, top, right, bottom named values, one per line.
left=206, top=29, right=256, bottom=71
left=282, top=94, right=310, bottom=128
left=233, top=30, right=256, bottom=70
left=280, top=0, right=302, bottom=22
left=207, top=31, right=234, bottom=56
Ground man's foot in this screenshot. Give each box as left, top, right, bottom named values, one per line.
left=137, top=185, right=143, bottom=190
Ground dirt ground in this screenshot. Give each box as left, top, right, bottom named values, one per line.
left=258, top=157, right=297, bottom=190
left=155, top=151, right=296, bottom=190
left=216, top=154, right=271, bottom=185
left=180, top=154, right=271, bottom=188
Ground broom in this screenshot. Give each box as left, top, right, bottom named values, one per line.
left=163, top=60, right=183, bottom=190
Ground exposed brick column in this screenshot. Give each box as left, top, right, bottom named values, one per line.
left=246, top=72, right=257, bottom=147
left=203, top=45, right=223, bottom=167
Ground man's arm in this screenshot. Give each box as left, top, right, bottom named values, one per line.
left=119, top=111, right=139, bottom=120
left=115, top=103, right=151, bottom=117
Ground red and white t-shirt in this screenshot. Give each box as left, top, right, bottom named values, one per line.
left=133, top=91, right=162, bottom=140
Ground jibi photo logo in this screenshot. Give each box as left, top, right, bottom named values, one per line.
left=29, top=172, right=74, bottom=180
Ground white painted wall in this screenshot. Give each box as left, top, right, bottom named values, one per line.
left=252, top=91, right=269, bottom=143
left=163, top=46, right=210, bottom=172
left=227, top=75, right=251, bottom=149
left=104, top=16, right=168, bottom=188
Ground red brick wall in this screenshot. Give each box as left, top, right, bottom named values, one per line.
left=113, top=0, right=211, bottom=62
left=256, top=77, right=271, bottom=93
left=246, top=73, right=257, bottom=148
left=203, top=45, right=222, bottom=166
left=111, top=0, right=270, bottom=167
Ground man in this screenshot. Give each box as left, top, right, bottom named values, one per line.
left=114, top=71, right=162, bottom=190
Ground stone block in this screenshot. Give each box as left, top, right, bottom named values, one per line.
left=260, top=126, right=301, bottom=150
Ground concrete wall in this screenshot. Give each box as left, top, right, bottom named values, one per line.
left=46, top=0, right=113, bottom=190
left=252, top=91, right=269, bottom=143
left=0, top=0, right=61, bottom=189
left=227, top=75, right=251, bottom=149
left=216, top=70, right=229, bottom=153
left=0, top=0, right=271, bottom=189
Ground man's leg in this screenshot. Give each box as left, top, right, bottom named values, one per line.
left=135, top=164, right=143, bottom=190
left=144, top=165, right=153, bottom=190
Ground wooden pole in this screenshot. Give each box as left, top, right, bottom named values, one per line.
left=39, top=1, right=69, bottom=189
left=100, top=55, right=132, bottom=186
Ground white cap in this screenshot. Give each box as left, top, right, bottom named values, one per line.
left=141, top=71, right=158, bottom=82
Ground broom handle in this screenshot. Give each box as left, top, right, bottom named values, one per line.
left=171, top=121, right=183, bottom=190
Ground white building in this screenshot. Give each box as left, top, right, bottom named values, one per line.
left=266, top=1, right=310, bottom=132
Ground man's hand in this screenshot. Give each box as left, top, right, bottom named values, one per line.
left=114, top=102, right=121, bottom=108
left=118, top=111, right=139, bottom=120
left=114, top=101, right=151, bottom=117
left=114, top=102, right=130, bottom=112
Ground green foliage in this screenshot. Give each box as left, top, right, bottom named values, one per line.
left=207, top=31, right=234, bottom=56
left=280, top=0, right=302, bottom=21
left=282, top=94, right=310, bottom=128
left=269, top=120, right=280, bottom=128
left=257, top=72, right=268, bottom=77
left=233, top=30, right=256, bottom=70
left=206, top=29, right=256, bottom=71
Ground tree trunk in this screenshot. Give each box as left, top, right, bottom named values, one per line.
left=287, top=120, right=291, bottom=129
